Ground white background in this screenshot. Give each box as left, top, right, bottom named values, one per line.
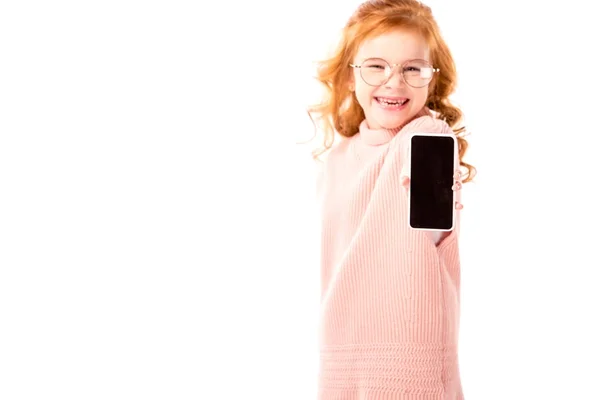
left=1, top=1, right=599, bottom=399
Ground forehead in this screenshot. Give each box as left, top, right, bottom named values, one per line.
left=354, top=29, right=430, bottom=63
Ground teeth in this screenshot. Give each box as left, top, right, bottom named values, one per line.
left=378, top=98, right=407, bottom=105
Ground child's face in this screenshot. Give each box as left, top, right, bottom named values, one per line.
left=350, top=29, right=431, bottom=130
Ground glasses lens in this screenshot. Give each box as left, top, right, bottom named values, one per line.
left=360, top=58, right=390, bottom=86
left=403, top=60, right=435, bottom=88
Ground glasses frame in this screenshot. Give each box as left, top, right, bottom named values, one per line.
left=349, top=58, right=439, bottom=88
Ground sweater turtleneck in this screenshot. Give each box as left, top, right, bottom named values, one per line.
left=358, top=106, right=432, bottom=146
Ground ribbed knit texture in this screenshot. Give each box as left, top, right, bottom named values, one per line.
left=317, top=111, right=463, bottom=399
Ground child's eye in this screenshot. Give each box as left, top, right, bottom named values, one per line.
left=365, top=64, right=386, bottom=69
left=404, top=66, right=420, bottom=72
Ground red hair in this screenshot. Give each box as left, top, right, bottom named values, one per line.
left=307, top=0, right=476, bottom=182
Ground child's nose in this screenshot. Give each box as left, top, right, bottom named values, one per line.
left=385, top=67, right=406, bottom=88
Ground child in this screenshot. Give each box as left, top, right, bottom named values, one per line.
left=308, top=0, right=476, bottom=398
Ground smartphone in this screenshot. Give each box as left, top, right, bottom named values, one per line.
left=408, top=133, right=457, bottom=231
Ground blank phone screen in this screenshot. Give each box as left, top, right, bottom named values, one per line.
left=409, top=135, right=455, bottom=230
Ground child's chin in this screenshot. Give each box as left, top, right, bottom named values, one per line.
left=377, top=117, right=410, bottom=130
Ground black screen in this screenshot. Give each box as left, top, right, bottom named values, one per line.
left=409, top=135, right=455, bottom=230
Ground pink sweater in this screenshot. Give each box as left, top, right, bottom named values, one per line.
left=317, top=113, right=464, bottom=399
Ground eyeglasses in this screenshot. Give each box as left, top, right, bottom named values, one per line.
left=349, top=58, right=439, bottom=88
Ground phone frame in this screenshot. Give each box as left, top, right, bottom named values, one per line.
left=406, top=132, right=458, bottom=232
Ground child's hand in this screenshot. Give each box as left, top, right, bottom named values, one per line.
left=400, top=169, right=464, bottom=210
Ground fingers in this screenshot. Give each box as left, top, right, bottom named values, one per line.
left=453, top=169, right=464, bottom=210
left=452, top=169, right=462, bottom=191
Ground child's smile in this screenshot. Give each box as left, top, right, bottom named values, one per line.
left=374, top=96, right=410, bottom=111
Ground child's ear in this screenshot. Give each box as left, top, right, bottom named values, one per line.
left=348, top=73, right=355, bottom=92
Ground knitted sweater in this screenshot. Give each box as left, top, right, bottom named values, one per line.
left=317, top=113, right=464, bottom=399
